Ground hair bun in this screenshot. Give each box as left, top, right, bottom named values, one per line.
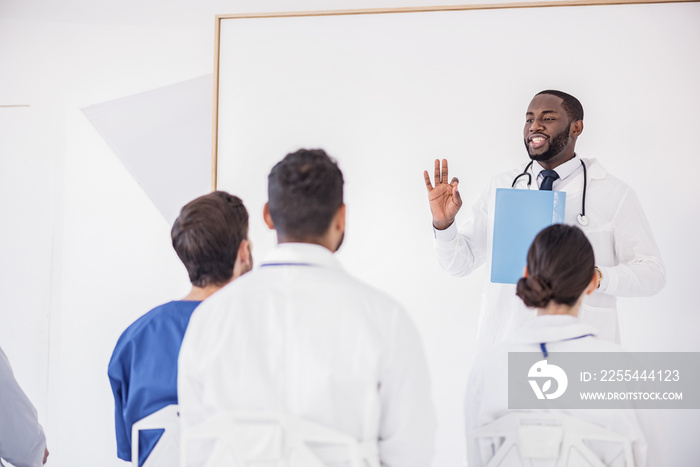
left=516, top=275, right=553, bottom=308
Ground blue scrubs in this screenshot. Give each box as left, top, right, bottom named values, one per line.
left=108, top=300, right=200, bottom=467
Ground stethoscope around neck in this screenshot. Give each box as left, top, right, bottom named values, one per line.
left=511, top=160, right=589, bottom=226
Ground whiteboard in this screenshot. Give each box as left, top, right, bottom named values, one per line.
left=215, top=2, right=700, bottom=464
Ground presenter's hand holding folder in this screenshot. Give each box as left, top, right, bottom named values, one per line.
left=491, top=188, right=566, bottom=284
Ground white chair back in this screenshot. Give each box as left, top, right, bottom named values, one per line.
left=468, top=412, right=635, bottom=467
left=131, top=404, right=180, bottom=467
left=180, top=411, right=380, bottom=467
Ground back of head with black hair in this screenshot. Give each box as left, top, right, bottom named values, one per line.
left=171, top=191, right=248, bottom=287
left=536, top=90, right=584, bottom=122
left=516, top=224, right=595, bottom=308
left=267, top=148, right=344, bottom=240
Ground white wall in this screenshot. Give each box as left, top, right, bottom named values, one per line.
left=0, top=11, right=217, bottom=466
left=216, top=5, right=700, bottom=465
left=0, top=105, right=55, bottom=436
left=1, top=1, right=698, bottom=466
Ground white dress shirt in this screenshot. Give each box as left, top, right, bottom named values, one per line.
left=178, top=243, right=436, bottom=467
left=534, top=155, right=582, bottom=190
left=434, top=157, right=666, bottom=348
left=0, top=346, right=46, bottom=467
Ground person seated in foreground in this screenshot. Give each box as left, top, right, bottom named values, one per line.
left=178, top=148, right=437, bottom=467
left=108, top=191, right=252, bottom=466
left=0, top=345, right=49, bottom=466
left=465, top=224, right=655, bottom=466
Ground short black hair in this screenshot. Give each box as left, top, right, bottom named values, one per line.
left=171, top=191, right=248, bottom=287
left=536, top=90, right=584, bottom=122
left=267, top=148, right=344, bottom=240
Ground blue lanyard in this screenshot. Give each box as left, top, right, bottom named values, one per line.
left=259, top=262, right=314, bottom=268
left=539, top=333, right=594, bottom=358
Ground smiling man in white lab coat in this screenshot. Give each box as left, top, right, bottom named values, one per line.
left=179, top=148, right=436, bottom=466
left=424, top=90, right=666, bottom=350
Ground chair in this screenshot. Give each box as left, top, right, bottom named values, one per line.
left=131, top=404, right=181, bottom=467
left=180, top=410, right=380, bottom=467
left=467, top=412, right=635, bottom=467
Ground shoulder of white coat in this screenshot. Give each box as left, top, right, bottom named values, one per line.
left=179, top=278, right=245, bottom=347
left=0, top=345, right=13, bottom=376
left=473, top=162, right=531, bottom=205
left=582, top=337, right=628, bottom=352
left=326, top=270, right=423, bottom=341
left=184, top=275, right=247, bottom=329
left=470, top=341, right=513, bottom=375
left=582, top=158, right=636, bottom=201
left=490, top=162, right=530, bottom=188
left=339, top=269, right=408, bottom=313
left=583, top=157, right=629, bottom=186
left=581, top=157, right=606, bottom=180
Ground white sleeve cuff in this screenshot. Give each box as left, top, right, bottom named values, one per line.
left=433, top=222, right=458, bottom=242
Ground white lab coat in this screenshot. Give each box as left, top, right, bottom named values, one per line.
left=178, top=243, right=436, bottom=467
left=465, top=315, right=658, bottom=467
left=0, top=346, right=46, bottom=467
left=435, top=157, right=666, bottom=350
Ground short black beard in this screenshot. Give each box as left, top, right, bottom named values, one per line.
left=526, top=126, right=570, bottom=162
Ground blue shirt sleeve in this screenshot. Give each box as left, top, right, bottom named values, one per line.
left=108, top=336, right=133, bottom=461
left=107, top=301, right=200, bottom=466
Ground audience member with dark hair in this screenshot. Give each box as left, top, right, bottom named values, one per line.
left=465, top=224, right=657, bottom=466
left=108, top=191, right=252, bottom=467
left=179, top=148, right=436, bottom=466
left=516, top=223, right=596, bottom=309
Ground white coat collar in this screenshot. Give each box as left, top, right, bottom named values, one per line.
left=524, top=156, right=607, bottom=181
left=260, top=242, right=341, bottom=270
left=508, top=315, right=599, bottom=344
left=534, top=155, right=581, bottom=182
left=579, top=157, right=607, bottom=180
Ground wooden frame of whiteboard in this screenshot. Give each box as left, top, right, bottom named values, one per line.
left=210, top=0, right=697, bottom=188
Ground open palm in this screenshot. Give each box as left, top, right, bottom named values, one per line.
left=423, top=159, right=462, bottom=230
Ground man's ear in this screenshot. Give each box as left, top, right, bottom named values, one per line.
left=585, top=271, right=598, bottom=295
left=232, top=238, right=253, bottom=279
left=334, top=204, right=346, bottom=232
left=570, top=119, right=584, bottom=138
left=263, top=202, right=275, bottom=230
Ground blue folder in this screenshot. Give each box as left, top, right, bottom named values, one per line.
left=490, top=188, right=566, bottom=284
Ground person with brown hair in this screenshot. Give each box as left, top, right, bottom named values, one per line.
left=515, top=223, right=597, bottom=313
left=108, top=191, right=252, bottom=467
left=465, top=224, right=656, bottom=466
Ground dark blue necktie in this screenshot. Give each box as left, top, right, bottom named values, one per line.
left=539, top=170, right=560, bottom=191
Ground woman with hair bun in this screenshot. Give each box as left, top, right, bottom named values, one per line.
left=516, top=223, right=597, bottom=318
left=465, top=224, right=657, bottom=466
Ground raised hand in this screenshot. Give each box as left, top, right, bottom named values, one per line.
left=423, top=158, right=462, bottom=230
